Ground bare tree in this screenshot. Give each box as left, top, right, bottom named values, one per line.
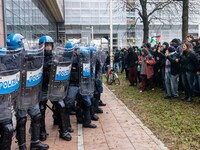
left=120, top=0, right=200, bottom=43
left=120, top=0, right=175, bottom=44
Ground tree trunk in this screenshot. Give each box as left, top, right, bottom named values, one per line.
left=182, top=0, right=189, bottom=41
left=143, top=17, right=149, bottom=44
left=140, top=0, right=149, bottom=44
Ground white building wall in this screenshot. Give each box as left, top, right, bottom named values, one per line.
left=64, top=0, right=128, bottom=48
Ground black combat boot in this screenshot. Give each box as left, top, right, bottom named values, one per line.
left=39, top=101, right=48, bottom=141
left=59, top=107, right=72, bottom=141
left=30, top=114, right=49, bottom=150
left=76, top=102, right=84, bottom=124
left=94, top=94, right=103, bottom=114
left=16, top=117, right=27, bottom=150
left=83, top=106, right=97, bottom=128
left=52, top=104, right=59, bottom=125
left=90, top=98, right=99, bottom=121
left=0, top=122, right=14, bottom=150
left=98, top=94, right=106, bottom=106
left=66, top=108, right=74, bottom=133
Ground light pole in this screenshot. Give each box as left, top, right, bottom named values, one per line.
left=109, top=0, right=113, bottom=70
left=86, top=26, right=94, bottom=44
left=91, top=26, right=94, bottom=43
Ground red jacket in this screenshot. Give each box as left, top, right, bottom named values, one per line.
left=139, top=56, right=155, bottom=79
left=146, top=57, right=155, bottom=79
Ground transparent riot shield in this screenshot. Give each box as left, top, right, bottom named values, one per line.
left=48, top=47, right=73, bottom=101
left=90, top=48, right=97, bottom=92
left=0, top=48, right=22, bottom=120
left=79, top=47, right=93, bottom=95
left=96, top=49, right=106, bottom=81
left=18, top=45, right=44, bottom=110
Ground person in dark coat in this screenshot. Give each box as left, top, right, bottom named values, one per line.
left=126, top=47, right=138, bottom=86
left=180, top=41, right=199, bottom=102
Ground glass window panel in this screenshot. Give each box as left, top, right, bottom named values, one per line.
left=81, top=2, right=89, bottom=8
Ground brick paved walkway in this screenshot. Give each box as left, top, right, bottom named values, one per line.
left=11, top=85, right=168, bottom=150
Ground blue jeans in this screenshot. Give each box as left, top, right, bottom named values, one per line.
left=165, top=74, right=179, bottom=97
left=181, top=72, right=195, bottom=98
left=171, top=74, right=179, bottom=97
left=114, top=63, right=120, bottom=73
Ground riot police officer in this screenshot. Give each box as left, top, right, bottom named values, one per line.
left=78, top=47, right=97, bottom=128
left=88, top=45, right=101, bottom=121
left=39, top=36, right=72, bottom=141
left=62, top=42, right=80, bottom=132
left=0, top=45, right=21, bottom=150
left=7, top=33, right=49, bottom=150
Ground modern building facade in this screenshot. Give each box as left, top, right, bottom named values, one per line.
left=62, top=0, right=128, bottom=49
left=1, top=0, right=64, bottom=46
left=0, top=0, right=130, bottom=49
left=0, top=0, right=4, bottom=46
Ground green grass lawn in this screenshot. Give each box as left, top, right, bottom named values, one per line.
left=104, top=73, right=200, bottom=150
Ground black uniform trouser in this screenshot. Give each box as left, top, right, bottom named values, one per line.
left=39, top=99, right=71, bottom=136
left=64, top=85, right=79, bottom=125
left=15, top=104, right=41, bottom=147
left=76, top=95, right=92, bottom=125
left=39, top=100, right=48, bottom=135
left=0, top=119, right=13, bottom=150
left=52, top=100, right=70, bottom=135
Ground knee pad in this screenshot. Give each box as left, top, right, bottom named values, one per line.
left=32, top=113, right=41, bottom=123
left=2, top=123, right=14, bottom=135
left=17, top=117, right=27, bottom=126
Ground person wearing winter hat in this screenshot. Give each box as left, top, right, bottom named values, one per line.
left=138, top=48, right=155, bottom=92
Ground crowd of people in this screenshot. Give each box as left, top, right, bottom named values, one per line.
left=107, top=34, right=200, bottom=102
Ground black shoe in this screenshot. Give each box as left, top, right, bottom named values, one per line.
left=40, top=132, right=48, bottom=141
left=171, top=96, right=179, bottom=99
left=30, top=141, right=49, bottom=150
left=83, top=123, right=97, bottom=128
left=181, top=96, right=189, bottom=100
left=186, top=97, right=193, bottom=102
left=91, top=114, right=99, bottom=121
left=67, top=127, right=74, bottom=133
left=99, top=101, right=106, bottom=106
left=60, top=131, right=72, bottom=141
left=95, top=108, right=103, bottom=114
left=164, top=96, right=171, bottom=99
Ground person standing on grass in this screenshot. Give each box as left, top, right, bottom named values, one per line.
left=126, top=47, right=138, bottom=86
left=138, top=48, right=155, bottom=92
left=180, top=41, right=199, bottom=102
left=164, top=46, right=181, bottom=99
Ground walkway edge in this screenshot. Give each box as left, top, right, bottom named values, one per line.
left=103, top=84, right=169, bottom=150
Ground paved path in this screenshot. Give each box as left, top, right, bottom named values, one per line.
left=12, top=85, right=168, bottom=150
